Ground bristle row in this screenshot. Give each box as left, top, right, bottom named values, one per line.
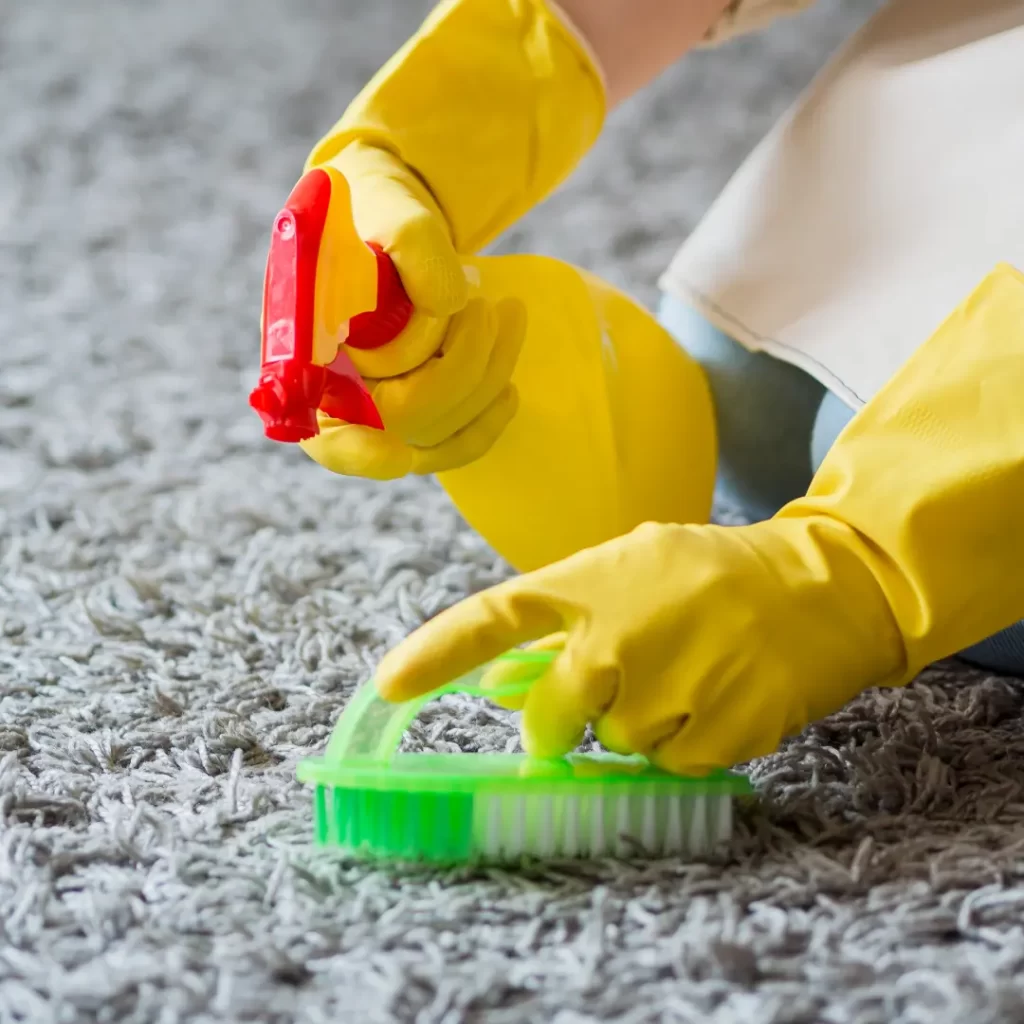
left=472, top=789, right=734, bottom=860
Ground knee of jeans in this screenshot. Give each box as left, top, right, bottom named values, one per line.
left=959, top=623, right=1024, bottom=677
left=810, top=391, right=857, bottom=472
left=657, top=294, right=824, bottom=521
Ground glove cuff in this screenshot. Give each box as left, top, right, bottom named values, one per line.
left=305, top=0, right=607, bottom=254
left=545, top=1, right=608, bottom=94
left=723, top=517, right=908, bottom=720
left=779, top=263, right=1024, bottom=684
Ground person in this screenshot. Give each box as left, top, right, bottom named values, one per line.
left=297, top=0, right=1024, bottom=775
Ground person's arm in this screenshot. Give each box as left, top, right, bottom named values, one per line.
left=555, top=0, right=819, bottom=108
left=704, top=0, right=820, bottom=45
left=555, top=0, right=731, bottom=108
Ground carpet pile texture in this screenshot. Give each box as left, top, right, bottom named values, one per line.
left=4, top=1, right=1024, bottom=1021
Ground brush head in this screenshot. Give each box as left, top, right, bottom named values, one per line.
left=297, top=649, right=754, bottom=865
left=299, top=752, right=751, bottom=864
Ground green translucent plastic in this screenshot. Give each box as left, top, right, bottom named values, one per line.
left=297, top=649, right=753, bottom=864
left=320, top=650, right=553, bottom=763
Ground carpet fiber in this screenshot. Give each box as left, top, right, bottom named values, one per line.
left=4, top=1, right=1024, bottom=1021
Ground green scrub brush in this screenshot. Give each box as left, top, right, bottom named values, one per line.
left=297, top=649, right=752, bottom=864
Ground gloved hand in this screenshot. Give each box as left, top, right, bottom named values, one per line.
left=376, top=517, right=905, bottom=773
left=319, top=142, right=468, bottom=380
left=375, top=264, right=1024, bottom=774
left=299, top=0, right=604, bottom=479
left=300, top=296, right=526, bottom=480
left=305, top=0, right=605, bottom=379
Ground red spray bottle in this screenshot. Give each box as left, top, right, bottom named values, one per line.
left=248, top=165, right=413, bottom=441
left=247, top=165, right=717, bottom=574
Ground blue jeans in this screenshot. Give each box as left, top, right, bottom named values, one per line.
left=658, top=294, right=1024, bottom=677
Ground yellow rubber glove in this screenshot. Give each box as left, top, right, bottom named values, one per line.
left=299, top=296, right=526, bottom=480
left=376, top=264, right=1024, bottom=774
left=319, top=143, right=466, bottom=380
left=305, top=0, right=606, bottom=380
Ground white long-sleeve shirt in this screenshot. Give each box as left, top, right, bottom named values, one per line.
left=663, top=0, right=1024, bottom=407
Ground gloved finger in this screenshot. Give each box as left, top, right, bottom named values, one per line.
left=406, top=384, right=519, bottom=476
left=386, top=202, right=468, bottom=318
left=304, top=377, right=518, bottom=482
left=593, top=710, right=692, bottom=761
left=520, top=638, right=619, bottom=758
left=479, top=632, right=567, bottom=711
left=368, top=299, right=496, bottom=439
left=646, top=720, right=722, bottom=778
left=411, top=298, right=527, bottom=449
left=347, top=308, right=450, bottom=380
left=375, top=574, right=571, bottom=704
left=648, top=696, right=788, bottom=777
left=298, top=417, right=413, bottom=481
left=336, top=143, right=468, bottom=319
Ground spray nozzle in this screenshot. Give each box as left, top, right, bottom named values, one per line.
left=250, top=166, right=413, bottom=442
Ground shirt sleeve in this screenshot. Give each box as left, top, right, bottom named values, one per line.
left=701, top=0, right=819, bottom=45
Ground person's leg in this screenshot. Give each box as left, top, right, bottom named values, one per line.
left=657, top=295, right=825, bottom=523
left=810, top=391, right=1024, bottom=677
left=810, top=389, right=857, bottom=472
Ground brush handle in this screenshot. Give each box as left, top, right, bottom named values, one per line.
left=324, top=649, right=556, bottom=763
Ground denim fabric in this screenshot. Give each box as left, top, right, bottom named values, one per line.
left=658, top=293, right=1024, bottom=677
left=656, top=296, right=825, bottom=524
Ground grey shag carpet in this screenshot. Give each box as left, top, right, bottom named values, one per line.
left=4, top=1, right=1024, bottom=1021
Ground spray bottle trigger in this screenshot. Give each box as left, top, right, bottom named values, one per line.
left=320, top=348, right=384, bottom=430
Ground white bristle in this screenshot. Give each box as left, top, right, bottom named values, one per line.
left=665, top=795, right=683, bottom=851
left=641, top=792, right=658, bottom=851
left=590, top=793, right=606, bottom=856
left=614, top=793, right=631, bottom=857
left=470, top=789, right=735, bottom=862
left=688, top=795, right=708, bottom=851
left=535, top=795, right=555, bottom=857
left=507, top=795, right=526, bottom=858
left=716, top=797, right=732, bottom=843
left=563, top=795, right=580, bottom=855
left=583, top=797, right=594, bottom=856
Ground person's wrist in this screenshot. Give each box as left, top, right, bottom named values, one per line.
left=554, top=0, right=731, bottom=107
left=742, top=515, right=909, bottom=705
